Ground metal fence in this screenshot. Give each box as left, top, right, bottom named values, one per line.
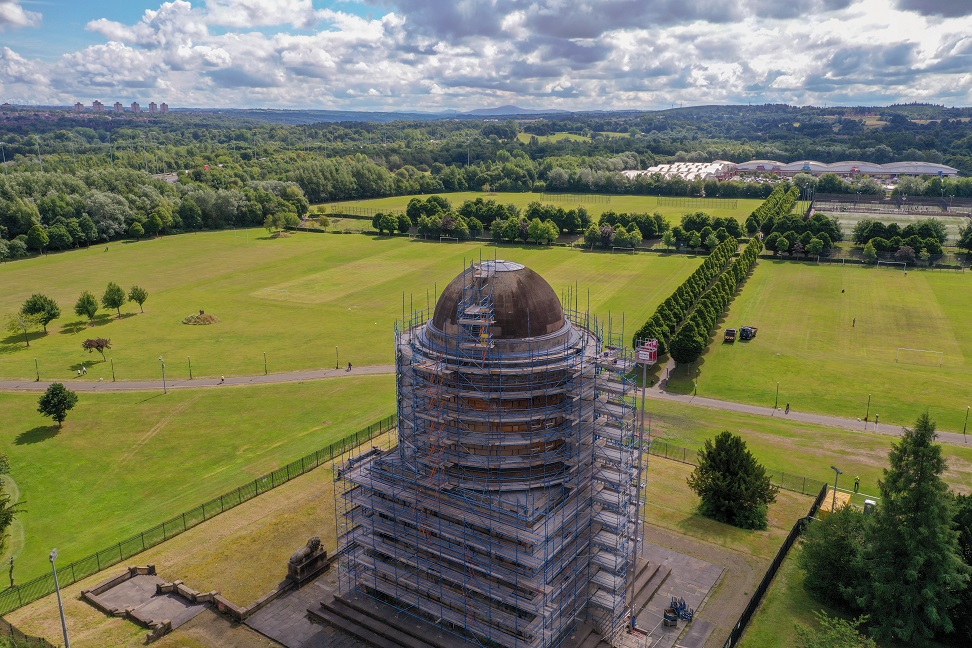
left=722, top=483, right=829, bottom=648
left=0, top=615, right=55, bottom=647
left=649, top=439, right=829, bottom=496
left=0, top=414, right=397, bottom=617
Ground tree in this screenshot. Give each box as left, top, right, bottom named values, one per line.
left=5, top=312, right=42, bottom=347
left=379, top=212, right=399, bottom=235
left=129, top=220, right=144, bottom=240
left=776, top=236, right=790, bottom=256
left=863, top=413, right=969, bottom=645
left=796, top=612, right=876, bottom=648
left=798, top=505, right=869, bottom=609
left=704, top=233, right=719, bottom=251
left=894, top=245, right=916, bottom=266
left=74, top=290, right=98, bottom=323
left=37, top=383, right=78, bottom=429
left=26, top=224, right=49, bottom=253
left=47, top=224, right=73, bottom=250
left=102, top=282, right=126, bottom=316
left=81, top=338, right=111, bottom=360
left=78, top=214, right=98, bottom=245
left=689, top=231, right=702, bottom=249
left=397, top=213, right=412, bottom=234
left=806, top=237, right=824, bottom=257
left=527, top=217, right=549, bottom=244
left=862, top=241, right=878, bottom=264
left=958, top=222, right=972, bottom=254
left=21, top=294, right=60, bottom=333
left=128, top=285, right=148, bottom=313
left=669, top=322, right=706, bottom=364
left=662, top=229, right=676, bottom=249
left=687, top=431, right=779, bottom=529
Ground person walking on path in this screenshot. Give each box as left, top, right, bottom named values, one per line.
left=219, top=375, right=225, bottom=384
left=347, top=362, right=353, bottom=372
left=785, top=403, right=790, bottom=415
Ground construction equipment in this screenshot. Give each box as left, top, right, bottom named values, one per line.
left=740, top=326, right=758, bottom=341
left=723, top=328, right=737, bottom=343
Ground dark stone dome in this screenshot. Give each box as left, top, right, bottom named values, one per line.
left=431, top=261, right=565, bottom=340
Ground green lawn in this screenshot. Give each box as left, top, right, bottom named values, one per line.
left=0, top=376, right=396, bottom=583
left=515, top=132, right=592, bottom=144
left=666, top=261, right=972, bottom=432
left=0, top=231, right=702, bottom=380
left=645, top=398, right=972, bottom=498
left=319, top=191, right=763, bottom=223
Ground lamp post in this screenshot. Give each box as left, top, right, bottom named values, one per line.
left=964, top=406, right=970, bottom=444
left=335, top=346, right=339, bottom=370
left=159, top=356, right=166, bottom=394
left=34, top=358, right=39, bottom=382
left=774, top=382, right=779, bottom=411
left=50, top=549, right=71, bottom=648
left=830, top=465, right=843, bottom=512
left=874, top=413, right=878, bottom=431
left=263, top=352, right=267, bottom=376
left=865, top=393, right=871, bottom=428
left=188, top=356, right=192, bottom=380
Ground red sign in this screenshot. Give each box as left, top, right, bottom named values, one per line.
left=636, top=339, right=658, bottom=365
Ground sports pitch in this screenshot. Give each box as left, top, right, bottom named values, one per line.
left=670, top=260, right=972, bottom=432
left=319, top=191, right=764, bottom=222
left=0, top=231, right=703, bottom=381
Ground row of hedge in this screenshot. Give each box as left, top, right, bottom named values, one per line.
left=669, top=237, right=763, bottom=363
left=745, top=184, right=800, bottom=233
left=631, top=236, right=739, bottom=352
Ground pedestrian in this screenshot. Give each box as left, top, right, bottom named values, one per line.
left=854, top=476, right=860, bottom=493
left=77, top=369, right=81, bottom=377
left=219, top=375, right=225, bottom=384
left=785, top=402, right=790, bottom=414
left=347, top=362, right=352, bottom=372
left=81, top=365, right=86, bottom=375
left=852, top=317, right=856, bottom=327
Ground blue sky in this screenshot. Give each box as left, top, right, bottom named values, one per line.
left=1, top=0, right=971, bottom=111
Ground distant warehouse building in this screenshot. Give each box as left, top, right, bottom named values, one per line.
left=736, top=160, right=958, bottom=179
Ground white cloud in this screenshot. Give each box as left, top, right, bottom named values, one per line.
left=0, top=1, right=39, bottom=31
left=206, top=0, right=321, bottom=29
left=2, top=0, right=972, bottom=109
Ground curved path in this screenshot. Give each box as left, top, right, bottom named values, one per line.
left=1, top=363, right=968, bottom=446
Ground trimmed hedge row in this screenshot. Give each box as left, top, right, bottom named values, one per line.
left=669, top=237, right=763, bottom=364
left=631, top=236, right=739, bottom=353
left=745, top=184, right=800, bottom=234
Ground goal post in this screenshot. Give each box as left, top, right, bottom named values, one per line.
left=877, top=261, right=907, bottom=272
left=896, top=348, right=944, bottom=367
left=612, top=246, right=636, bottom=254
left=439, top=236, right=459, bottom=244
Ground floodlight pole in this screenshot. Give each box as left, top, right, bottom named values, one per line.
left=159, top=356, right=166, bottom=394
left=50, top=549, right=71, bottom=648
left=964, top=406, right=969, bottom=443
left=830, top=465, right=843, bottom=512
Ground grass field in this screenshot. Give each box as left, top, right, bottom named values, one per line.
left=319, top=191, right=763, bottom=223
left=739, top=545, right=822, bottom=647
left=515, top=132, right=593, bottom=144
left=0, top=376, right=395, bottom=583
left=816, top=208, right=971, bottom=244
left=667, top=261, right=972, bottom=432
left=0, top=231, right=702, bottom=380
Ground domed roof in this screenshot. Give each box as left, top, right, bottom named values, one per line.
left=431, top=261, right=565, bottom=340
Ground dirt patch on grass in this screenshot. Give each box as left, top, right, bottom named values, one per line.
left=182, top=313, right=221, bottom=325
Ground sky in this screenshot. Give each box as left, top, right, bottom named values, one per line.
left=1, top=0, right=971, bottom=111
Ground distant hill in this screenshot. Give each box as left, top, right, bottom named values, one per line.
left=465, top=105, right=570, bottom=116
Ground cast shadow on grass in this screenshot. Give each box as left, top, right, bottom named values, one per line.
left=0, top=330, right=47, bottom=354
left=69, top=359, right=105, bottom=373
left=16, top=425, right=60, bottom=445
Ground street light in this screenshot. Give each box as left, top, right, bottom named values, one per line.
left=50, top=549, right=71, bottom=648
left=865, top=393, right=871, bottom=428
left=830, top=465, right=843, bottom=512
left=263, top=352, right=268, bottom=376
left=188, top=356, right=192, bottom=380
left=964, top=406, right=970, bottom=443
left=335, top=346, right=339, bottom=370
left=159, top=356, right=166, bottom=394
left=774, top=382, right=779, bottom=411
left=34, top=358, right=39, bottom=382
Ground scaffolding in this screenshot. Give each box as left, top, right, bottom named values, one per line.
left=337, top=261, right=640, bottom=648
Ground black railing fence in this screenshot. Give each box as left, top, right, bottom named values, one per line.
left=0, top=414, right=397, bottom=616
left=723, top=484, right=830, bottom=648
left=649, top=439, right=829, bottom=496
left=0, top=615, right=55, bottom=648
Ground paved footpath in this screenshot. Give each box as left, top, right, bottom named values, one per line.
left=2, top=362, right=968, bottom=447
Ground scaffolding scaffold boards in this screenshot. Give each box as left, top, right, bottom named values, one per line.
left=337, top=261, right=640, bottom=648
